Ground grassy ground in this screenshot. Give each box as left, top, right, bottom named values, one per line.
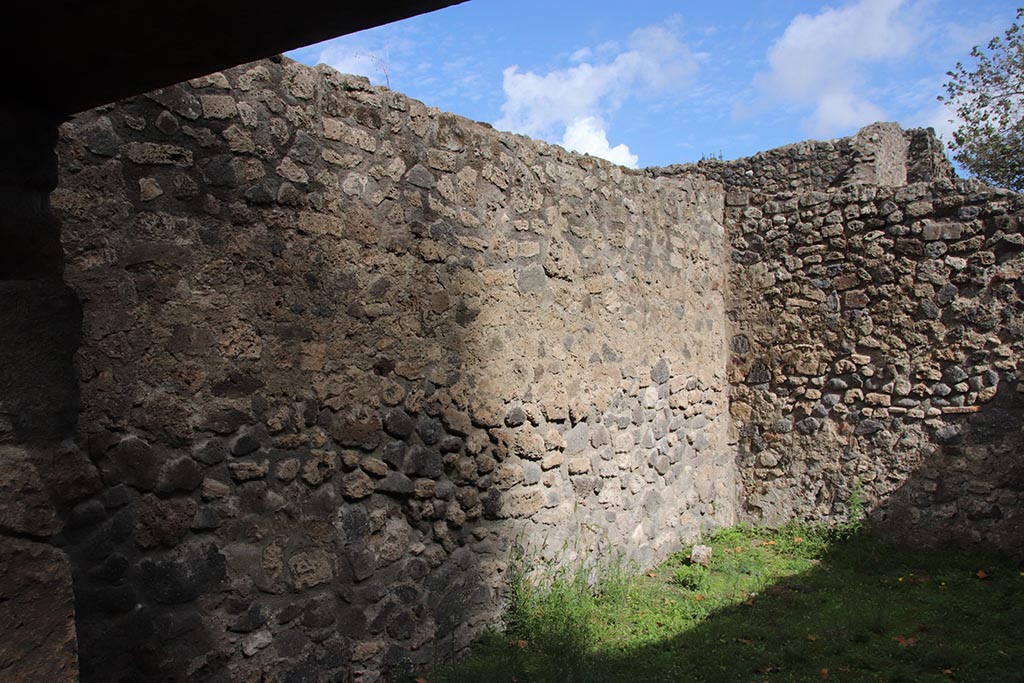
left=412, top=522, right=1024, bottom=683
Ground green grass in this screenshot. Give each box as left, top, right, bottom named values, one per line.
left=413, top=522, right=1024, bottom=683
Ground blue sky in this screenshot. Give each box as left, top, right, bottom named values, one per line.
left=287, top=0, right=1020, bottom=169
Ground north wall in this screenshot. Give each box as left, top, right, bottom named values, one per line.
left=54, top=58, right=735, bottom=682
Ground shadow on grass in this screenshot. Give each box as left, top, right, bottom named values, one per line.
left=417, top=526, right=1024, bottom=683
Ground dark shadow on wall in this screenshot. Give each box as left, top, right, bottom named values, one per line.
left=873, top=379, right=1024, bottom=550
left=731, top=369, right=1024, bottom=554
left=731, top=360, right=1024, bottom=553
left=52, top=72, right=500, bottom=682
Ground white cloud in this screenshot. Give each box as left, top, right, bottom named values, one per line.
left=806, top=92, right=888, bottom=137
left=311, top=27, right=456, bottom=94
left=314, top=30, right=422, bottom=88
left=755, top=0, right=919, bottom=137
left=497, top=62, right=623, bottom=137
left=569, top=47, right=592, bottom=63
left=562, top=117, right=639, bottom=168
left=319, top=48, right=389, bottom=83
left=943, top=17, right=1009, bottom=56
left=911, top=101, right=960, bottom=146
left=495, top=19, right=698, bottom=166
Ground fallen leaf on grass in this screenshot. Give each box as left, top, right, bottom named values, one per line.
left=695, top=594, right=705, bottom=602
left=647, top=571, right=657, bottom=578
left=738, top=638, right=754, bottom=645
left=976, top=570, right=989, bottom=580
left=943, top=669, right=955, bottom=676
left=415, top=679, right=429, bottom=683
left=819, top=668, right=829, bottom=679
left=806, top=635, right=818, bottom=642
left=793, top=537, right=804, bottom=544
left=894, top=635, right=917, bottom=647
left=754, top=664, right=781, bottom=673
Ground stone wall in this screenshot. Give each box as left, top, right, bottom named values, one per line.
left=45, top=52, right=1024, bottom=682
left=652, top=122, right=955, bottom=195
left=53, top=58, right=734, bottom=682
left=681, top=152, right=1024, bottom=549
left=0, top=109, right=83, bottom=683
